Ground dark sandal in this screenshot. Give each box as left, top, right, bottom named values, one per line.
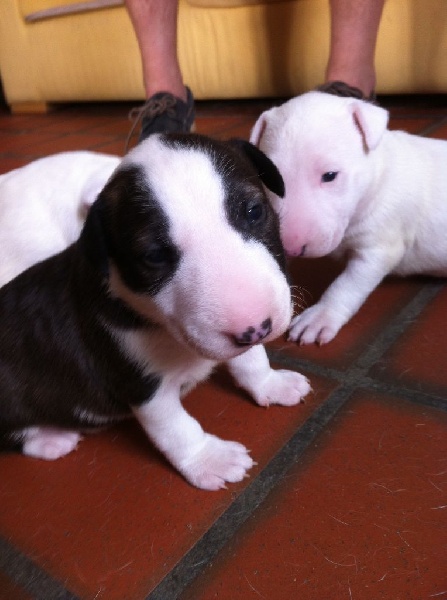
left=127, top=86, right=195, bottom=147
left=316, top=80, right=378, bottom=104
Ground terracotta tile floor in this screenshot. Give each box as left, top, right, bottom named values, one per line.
left=0, top=95, right=446, bottom=600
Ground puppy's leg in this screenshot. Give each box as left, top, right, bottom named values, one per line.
left=289, top=246, right=403, bottom=345
left=133, top=384, right=254, bottom=490
left=227, top=345, right=311, bottom=407
left=21, top=427, right=82, bottom=460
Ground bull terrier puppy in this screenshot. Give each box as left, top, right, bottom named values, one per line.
left=251, top=91, right=447, bottom=344
left=0, top=134, right=310, bottom=490
left=0, top=151, right=120, bottom=286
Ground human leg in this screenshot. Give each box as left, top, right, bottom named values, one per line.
left=325, top=0, right=386, bottom=97
left=124, top=0, right=195, bottom=140
left=124, top=0, right=186, bottom=100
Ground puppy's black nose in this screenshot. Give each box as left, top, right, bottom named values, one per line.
left=234, top=318, right=272, bottom=345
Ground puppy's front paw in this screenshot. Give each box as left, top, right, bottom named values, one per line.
left=288, top=303, right=343, bottom=345
left=179, top=434, right=254, bottom=491
left=252, top=369, right=311, bottom=407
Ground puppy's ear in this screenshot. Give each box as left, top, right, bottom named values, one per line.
left=78, top=197, right=109, bottom=277
left=230, top=138, right=285, bottom=198
left=350, top=100, right=389, bottom=151
left=250, top=111, right=269, bottom=146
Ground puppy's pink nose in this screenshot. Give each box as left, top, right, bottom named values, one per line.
left=233, top=318, right=272, bottom=346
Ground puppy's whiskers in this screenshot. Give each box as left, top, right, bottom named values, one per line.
left=290, top=284, right=307, bottom=314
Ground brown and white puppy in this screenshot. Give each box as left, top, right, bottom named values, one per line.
left=0, top=133, right=310, bottom=490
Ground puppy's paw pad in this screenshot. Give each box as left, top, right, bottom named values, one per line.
left=255, top=370, right=311, bottom=407
left=181, top=436, right=254, bottom=491
left=23, top=429, right=81, bottom=460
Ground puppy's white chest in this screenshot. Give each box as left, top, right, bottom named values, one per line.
left=112, top=325, right=216, bottom=390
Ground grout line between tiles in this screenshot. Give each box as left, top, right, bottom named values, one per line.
left=356, top=377, right=447, bottom=411
left=268, top=353, right=447, bottom=412
left=149, top=278, right=446, bottom=599
left=350, top=280, right=444, bottom=371
left=418, top=115, right=447, bottom=137
left=0, top=536, right=79, bottom=600
left=270, top=279, right=445, bottom=402
left=147, top=385, right=354, bottom=600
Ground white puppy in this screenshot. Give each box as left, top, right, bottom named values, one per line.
left=251, top=91, right=447, bottom=345
left=0, top=151, right=120, bottom=286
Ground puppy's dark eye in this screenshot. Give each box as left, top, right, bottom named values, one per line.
left=143, top=244, right=173, bottom=267
left=322, top=171, right=338, bottom=183
left=245, top=200, right=266, bottom=225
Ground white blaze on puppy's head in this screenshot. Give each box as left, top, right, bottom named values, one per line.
left=99, top=133, right=292, bottom=361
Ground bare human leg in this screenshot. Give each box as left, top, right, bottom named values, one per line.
left=325, top=0, right=386, bottom=97
left=124, top=0, right=187, bottom=102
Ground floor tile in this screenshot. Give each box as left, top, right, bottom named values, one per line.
left=94, top=139, right=127, bottom=157
left=0, top=157, right=28, bottom=175
left=388, top=116, right=437, bottom=134
left=0, top=130, right=64, bottom=155
left=181, top=392, right=447, bottom=600
left=0, top=572, right=30, bottom=600
left=269, top=257, right=425, bottom=372
left=428, top=121, right=447, bottom=139
left=195, top=116, right=252, bottom=139
left=0, top=110, right=41, bottom=132
left=28, top=132, right=119, bottom=156
left=371, top=285, right=447, bottom=398
left=0, top=373, right=335, bottom=599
